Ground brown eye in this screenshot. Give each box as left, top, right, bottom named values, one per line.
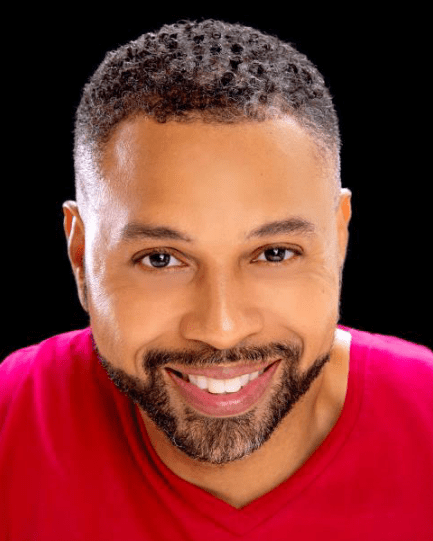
left=140, top=251, right=183, bottom=269
left=256, top=247, right=297, bottom=263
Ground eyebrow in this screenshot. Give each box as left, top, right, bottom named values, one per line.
left=245, top=216, right=316, bottom=240
left=120, top=222, right=193, bottom=243
left=120, top=216, right=316, bottom=243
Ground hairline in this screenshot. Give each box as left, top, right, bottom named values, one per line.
left=75, top=110, right=342, bottom=221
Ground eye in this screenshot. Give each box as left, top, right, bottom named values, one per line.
left=138, top=250, right=184, bottom=269
left=254, top=246, right=299, bottom=263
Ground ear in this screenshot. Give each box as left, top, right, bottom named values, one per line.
left=336, top=188, right=352, bottom=268
left=62, top=201, right=88, bottom=312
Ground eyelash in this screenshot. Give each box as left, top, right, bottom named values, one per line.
left=134, top=245, right=302, bottom=271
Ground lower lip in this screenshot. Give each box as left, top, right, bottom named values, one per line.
left=166, top=361, right=281, bottom=417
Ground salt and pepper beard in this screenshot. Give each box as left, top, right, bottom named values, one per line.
left=94, top=338, right=332, bottom=465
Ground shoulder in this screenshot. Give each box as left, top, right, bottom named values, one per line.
left=0, top=328, right=94, bottom=405
left=1, top=327, right=93, bottom=370
left=350, top=326, right=432, bottom=367
left=341, top=325, right=432, bottom=366
left=343, top=325, right=433, bottom=407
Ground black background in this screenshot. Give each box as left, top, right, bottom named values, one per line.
left=2, top=5, right=431, bottom=361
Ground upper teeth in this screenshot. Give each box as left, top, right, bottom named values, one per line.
left=187, top=368, right=265, bottom=394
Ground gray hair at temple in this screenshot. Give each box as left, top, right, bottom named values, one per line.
left=73, top=18, right=342, bottom=217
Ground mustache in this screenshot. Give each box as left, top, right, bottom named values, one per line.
left=141, top=342, right=303, bottom=371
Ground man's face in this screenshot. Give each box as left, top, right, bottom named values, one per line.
left=65, top=116, right=351, bottom=465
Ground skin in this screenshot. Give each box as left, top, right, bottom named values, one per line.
left=63, top=115, right=352, bottom=508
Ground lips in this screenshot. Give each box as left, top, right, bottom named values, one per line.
left=165, top=360, right=281, bottom=417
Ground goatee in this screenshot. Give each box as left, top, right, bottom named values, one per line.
left=94, top=337, right=331, bottom=465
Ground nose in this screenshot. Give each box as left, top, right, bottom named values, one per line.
left=179, top=268, right=264, bottom=350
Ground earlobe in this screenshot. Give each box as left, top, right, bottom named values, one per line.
left=62, top=201, right=88, bottom=312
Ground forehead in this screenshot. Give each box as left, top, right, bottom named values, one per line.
left=97, top=116, right=335, bottom=243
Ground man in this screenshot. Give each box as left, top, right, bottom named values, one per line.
left=1, top=18, right=432, bottom=540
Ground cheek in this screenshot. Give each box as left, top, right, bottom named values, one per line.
left=89, top=271, right=190, bottom=350
left=300, top=268, right=340, bottom=317
left=276, top=275, right=338, bottom=320
left=261, top=267, right=340, bottom=355
left=288, top=271, right=341, bottom=366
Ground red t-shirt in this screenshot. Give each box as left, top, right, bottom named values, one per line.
left=1, top=326, right=432, bottom=540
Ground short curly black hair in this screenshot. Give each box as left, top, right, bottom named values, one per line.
left=74, top=18, right=341, bottom=207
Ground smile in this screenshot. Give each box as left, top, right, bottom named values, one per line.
left=168, top=366, right=268, bottom=394
left=165, top=361, right=281, bottom=417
